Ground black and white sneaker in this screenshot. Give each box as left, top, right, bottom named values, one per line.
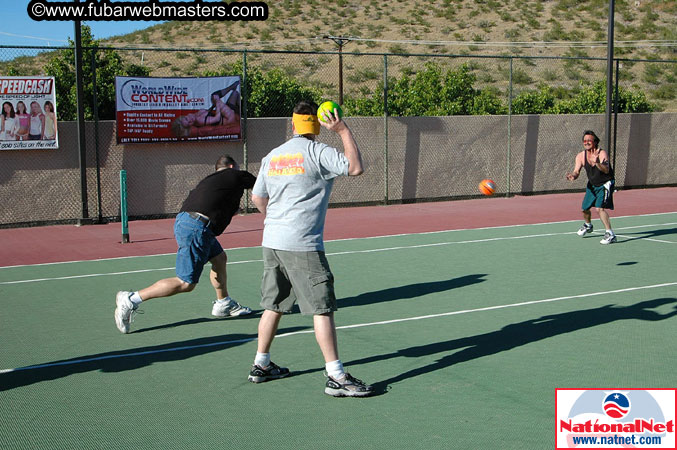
left=325, top=373, right=373, bottom=397
left=248, top=362, right=290, bottom=383
left=600, top=232, right=617, bottom=245
left=577, top=223, right=593, bottom=236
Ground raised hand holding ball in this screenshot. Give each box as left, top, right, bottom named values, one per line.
left=317, top=101, right=343, bottom=123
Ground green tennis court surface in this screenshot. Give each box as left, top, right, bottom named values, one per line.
left=1, top=213, right=676, bottom=449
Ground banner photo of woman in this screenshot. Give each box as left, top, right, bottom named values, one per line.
left=0, top=76, right=58, bottom=150
left=115, top=76, right=242, bottom=144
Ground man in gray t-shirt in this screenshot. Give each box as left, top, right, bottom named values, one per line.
left=249, top=100, right=373, bottom=397
left=254, top=134, right=348, bottom=252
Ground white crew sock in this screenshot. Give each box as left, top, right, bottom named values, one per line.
left=326, top=360, right=345, bottom=380
left=606, top=229, right=613, bottom=235
left=255, top=352, right=271, bottom=368
left=129, top=292, right=143, bottom=307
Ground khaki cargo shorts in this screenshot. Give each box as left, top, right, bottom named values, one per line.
left=260, top=247, right=337, bottom=315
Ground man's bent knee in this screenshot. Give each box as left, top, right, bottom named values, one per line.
left=178, top=279, right=197, bottom=293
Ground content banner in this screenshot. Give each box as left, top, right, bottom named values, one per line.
left=115, top=76, right=242, bottom=144
left=0, top=76, right=59, bottom=150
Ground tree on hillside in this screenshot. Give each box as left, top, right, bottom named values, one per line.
left=512, top=82, right=654, bottom=114
left=344, top=62, right=506, bottom=116
left=45, top=25, right=150, bottom=121
left=552, top=81, right=654, bottom=114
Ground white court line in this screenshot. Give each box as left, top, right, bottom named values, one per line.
left=1, top=281, right=675, bottom=374
left=614, top=234, right=675, bottom=244
left=0, top=230, right=598, bottom=285
left=1, top=222, right=675, bottom=286
left=0, top=259, right=262, bottom=286
left=2, top=211, right=676, bottom=270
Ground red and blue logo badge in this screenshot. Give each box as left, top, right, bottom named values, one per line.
left=603, top=392, right=631, bottom=419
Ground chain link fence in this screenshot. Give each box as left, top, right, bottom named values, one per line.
left=1, top=45, right=676, bottom=227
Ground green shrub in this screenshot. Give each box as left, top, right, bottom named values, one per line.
left=511, top=87, right=556, bottom=114
left=651, top=84, right=677, bottom=100
left=512, top=68, right=533, bottom=85
left=44, top=26, right=151, bottom=121
left=643, top=63, right=663, bottom=85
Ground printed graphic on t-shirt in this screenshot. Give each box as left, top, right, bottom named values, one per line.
left=268, top=152, right=305, bottom=177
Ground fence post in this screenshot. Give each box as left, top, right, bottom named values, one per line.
left=506, top=57, right=513, bottom=198
left=74, top=21, right=89, bottom=224
left=242, top=50, right=249, bottom=213
left=613, top=59, right=620, bottom=174
left=605, top=0, right=616, bottom=157
left=383, top=54, right=389, bottom=205
left=91, top=47, right=103, bottom=223
left=120, top=170, right=129, bottom=243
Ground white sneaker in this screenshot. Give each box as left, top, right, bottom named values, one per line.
left=600, top=232, right=617, bottom=245
left=114, top=291, right=136, bottom=334
left=577, top=224, right=593, bottom=236
left=212, top=297, right=252, bottom=317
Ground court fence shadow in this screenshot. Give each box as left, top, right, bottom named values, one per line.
left=339, top=274, right=488, bottom=309
left=132, top=313, right=261, bottom=333
left=0, top=326, right=308, bottom=392
left=348, top=297, right=677, bottom=394
left=618, top=227, right=677, bottom=243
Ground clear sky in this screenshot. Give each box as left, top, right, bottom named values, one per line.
left=0, top=1, right=172, bottom=47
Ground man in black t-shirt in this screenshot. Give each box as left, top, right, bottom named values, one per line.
left=114, top=155, right=256, bottom=334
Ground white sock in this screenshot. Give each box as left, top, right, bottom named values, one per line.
left=585, top=222, right=592, bottom=227
left=217, top=296, right=233, bottom=304
left=255, top=352, right=270, bottom=368
left=606, top=229, right=613, bottom=235
left=129, top=292, right=143, bottom=307
left=326, top=360, right=345, bottom=380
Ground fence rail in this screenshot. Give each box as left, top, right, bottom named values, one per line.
left=0, top=45, right=675, bottom=227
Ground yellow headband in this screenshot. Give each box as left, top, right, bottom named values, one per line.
left=292, top=113, right=320, bottom=135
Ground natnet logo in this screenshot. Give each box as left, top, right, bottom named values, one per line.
left=556, top=389, right=676, bottom=449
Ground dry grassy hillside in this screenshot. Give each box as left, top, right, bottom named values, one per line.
left=4, top=0, right=677, bottom=110
left=109, top=0, right=677, bottom=110
left=108, top=0, right=676, bottom=57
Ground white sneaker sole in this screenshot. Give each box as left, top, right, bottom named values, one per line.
left=324, top=387, right=373, bottom=397
left=114, top=307, right=130, bottom=333
left=211, top=307, right=252, bottom=317
left=248, top=372, right=289, bottom=383
left=115, top=292, right=132, bottom=334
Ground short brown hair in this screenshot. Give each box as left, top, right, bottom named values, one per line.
left=215, top=155, right=237, bottom=170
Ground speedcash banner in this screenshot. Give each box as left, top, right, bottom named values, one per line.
left=0, top=76, right=59, bottom=150
left=115, top=76, right=242, bottom=143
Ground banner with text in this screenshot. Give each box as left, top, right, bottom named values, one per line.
left=115, top=76, right=242, bottom=144
left=0, top=76, right=59, bottom=150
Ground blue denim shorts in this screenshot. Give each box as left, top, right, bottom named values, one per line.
left=174, top=212, right=223, bottom=284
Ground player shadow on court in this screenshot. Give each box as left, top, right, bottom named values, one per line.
left=0, top=326, right=309, bottom=392
left=133, top=313, right=262, bottom=333
left=347, top=297, right=677, bottom=394
left=616, top=227, right=677, bottom=243
left=338, top=274, right=488, bottom=309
